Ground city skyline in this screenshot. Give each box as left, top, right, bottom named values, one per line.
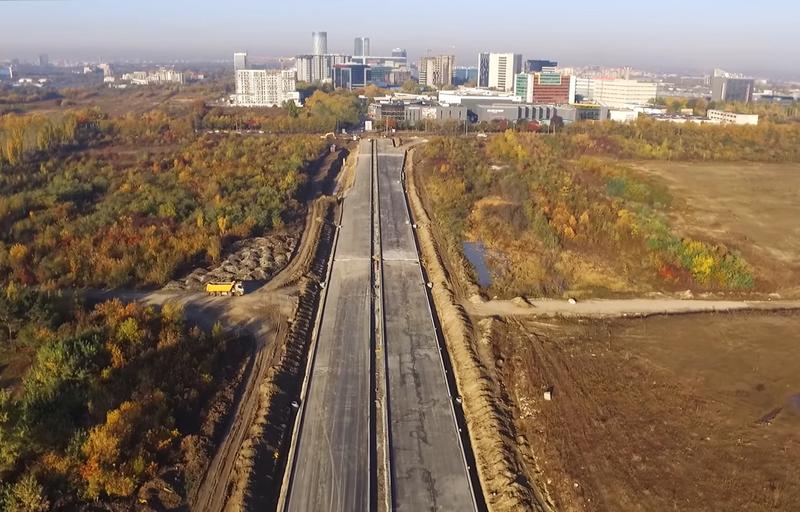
left=1, top=0, right=799, bottom=79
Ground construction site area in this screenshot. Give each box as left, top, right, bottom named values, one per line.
left=94, top=136, right=800, bottom=512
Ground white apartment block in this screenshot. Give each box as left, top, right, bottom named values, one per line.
left=234, top=69, right=300, bottom=107
left=578, top=78, right=658, bottom=108
left=488, top=53, right=522, bottom=92
left=707, top=109, right=759, bottom=125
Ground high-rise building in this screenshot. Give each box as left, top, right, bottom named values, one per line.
left=233, top=52, right=248, bottom=71
left=515, top=72, right=576, bottom=104
left=312, top=32, right=328, bottom=56
left=711, top=73, right=754, bottom=103
left=296, top=54, right=351, bottom=83
left=235, top=69, right=300, bottom=106
left=354, top=37, right=370, bottom=57
left=525, top=59, right=558, bottom=73
left=38, top=54, right=49, bottom=67
left=392, top=48, right=407, bottom=59
left=418, top=55, right=455, bottom=88
left=488, top=53, right=523, bottom=92
left=334, top=63, right=369, bottom=90
left=477, top=52, right=490, bottom=88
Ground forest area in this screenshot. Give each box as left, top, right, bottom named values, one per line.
left=0, top=86, right=360, bottom=508
left=418, top=120, right=800, bottom=298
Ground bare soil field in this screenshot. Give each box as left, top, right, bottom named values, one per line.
left=491, top=312, right=800, bottom=512
left=632, top=161, right=800, bottom=297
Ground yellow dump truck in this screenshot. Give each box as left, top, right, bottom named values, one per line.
left=205, top=281, right=244, bottom=297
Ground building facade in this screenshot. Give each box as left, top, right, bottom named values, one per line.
left=515, top=72, right=576, bottom=104
left=418, top=55, right=455, bottom=88
left=711, top=76, right=754, bottom=103
left=405, top=104, right=468, bottom=124
left=234, top=69, right=300, bottom=107
left=334, top=63, right=369, bottom=90
left=488, top=53, right=522, bottom=92
left=477, top=52, right=490, bottom=88
left=354, top=37, right=371, bottom=57
left=296, top=54, right=350, bottom=83
left=233, top=52, right=248, bottom=71
left=312, top=31, right=328, bottom=55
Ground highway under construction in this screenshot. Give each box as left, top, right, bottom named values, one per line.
left=280, top=139, right=481, bottom=511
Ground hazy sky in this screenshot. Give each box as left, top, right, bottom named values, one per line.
left=1, top=0, right=798, bottom=77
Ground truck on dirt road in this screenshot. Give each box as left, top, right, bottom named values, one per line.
left=205, top=281, right=245, bottom=296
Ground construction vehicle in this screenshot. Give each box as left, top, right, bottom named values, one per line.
left=205, top=281, right=245, bottom=297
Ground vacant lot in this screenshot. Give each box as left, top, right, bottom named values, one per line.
left=633, top=161, right=800, bottom=297
left=492, top=312, right=800, bottom=511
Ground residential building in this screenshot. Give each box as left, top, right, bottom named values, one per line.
left=477, top=52, right=490, bottom=88
left=296, top=53, right=351, bottom=83
left=334, top=63, right=369, bottom=90
left=488, top=53, right=522, bottom=92
left=515, top=72, right=576, bottom=104
left=578, top=78, right=658, bottom=108
left=707, top=109, right=759, bottom=125
left=525, top=59, right=558, bottom=72
left=354, top=37, right=370, bottom=57
left=234, top=52, right=248, bottom=71
left=312, top=31, right=328, bottom=55
left=234, top=69, right=300, bottom=107
left=418, top=55, right=455, bottom=88
left=711, top=75, right=754, bottom=103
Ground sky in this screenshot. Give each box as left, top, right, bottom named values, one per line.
left=1, top=0, right=799, bottom=78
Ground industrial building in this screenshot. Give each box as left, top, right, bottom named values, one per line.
left=419, top=55, right=455, bottom=88
left=707, top=109, right=759, bottom=125
left=575, top=78, right=658, bottom=108
left=234, top=69, right=300, bottom=107
left=405, top=104, right=468, bottom=124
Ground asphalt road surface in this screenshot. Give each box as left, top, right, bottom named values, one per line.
left=286, top=140, right=373, bottom=512
left=378, top=141, right=476, bottom=511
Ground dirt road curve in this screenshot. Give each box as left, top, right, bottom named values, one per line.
left=465, top=298, right=800, bottom=318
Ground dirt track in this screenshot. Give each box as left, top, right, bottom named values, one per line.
left=466, top=297, right=800, bottom=318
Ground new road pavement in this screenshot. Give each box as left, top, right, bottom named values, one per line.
left=284, top=139, right=476, bottom=511
left=377, top=140, right=476, bottom=511
left=286, top=140, right=373, bottom=512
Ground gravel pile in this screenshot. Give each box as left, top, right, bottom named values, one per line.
left=165, top=234, right=298, bottom=290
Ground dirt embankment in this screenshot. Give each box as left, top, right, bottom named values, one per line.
left=188, top=148, right=350, bottom=512
left=405, top=147, right=551, bottom=511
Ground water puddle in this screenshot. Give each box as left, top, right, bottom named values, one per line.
left=462, top=241, right=493, bottom=288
